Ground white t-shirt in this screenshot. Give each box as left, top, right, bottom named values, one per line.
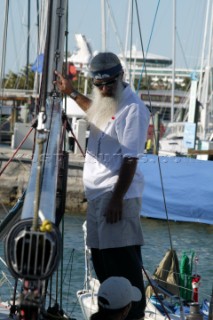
left=83, top=84, right=150, bottom=200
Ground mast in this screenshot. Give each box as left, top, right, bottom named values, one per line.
left=171, top=0, right=176, bottom=122
left=26, top=0, right=31, bottom=89
left=22, top=0, right=68, bottom=221
left=197, top=0, right=210, bottom=101
left=32, top=0, right=40, bottom=96
left=200, top=0, right=213, bottom=139
left=0, top=0, right=9, bottom=90
left=4, top=1, right=68, bottom=317
left=0, top=0, right=9, bottom=144
left=124, top=0, right=132, bottom=57
left=101, top=0, right=106, bottom=51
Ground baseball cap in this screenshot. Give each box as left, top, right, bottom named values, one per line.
left=98, top=277, right=142, bottom=310
left=89, top=52, right=123, bottom=80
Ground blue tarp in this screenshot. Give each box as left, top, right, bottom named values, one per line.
left=139, top=155, right=213, bottom=224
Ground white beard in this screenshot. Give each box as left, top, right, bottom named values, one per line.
left=86, top=82, right=123, bottom=130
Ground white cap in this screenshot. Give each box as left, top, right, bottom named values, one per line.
left=98, top=277, right=142, bottom=310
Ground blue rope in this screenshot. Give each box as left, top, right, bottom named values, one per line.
left=136, top=0, right=161, bottom=94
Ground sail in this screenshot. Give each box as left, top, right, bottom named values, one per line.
left=146, top=249, right=180, bottom=297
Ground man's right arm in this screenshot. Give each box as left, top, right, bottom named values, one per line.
left=70, top=90, right=92, bottom=112
left=54, top=71, right=92, bottom=112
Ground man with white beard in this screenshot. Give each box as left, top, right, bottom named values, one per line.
left=55, top=52, right=150, bottom=320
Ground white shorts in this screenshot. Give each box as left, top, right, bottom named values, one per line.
left=86, top=192, right=144, bottom=249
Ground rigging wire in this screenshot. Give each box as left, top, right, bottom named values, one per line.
left=0, top=0, right=9, bottom=136
left=64, top=249, right=75, bottom=313
left=134, top=0, right=174, bottom=250
left=26, top=0, right=31, bottom=90
left=176, top=30, right=189, bottom=70
left=4, top=1, right=40, bottom=90
left=129, top=0, right=134, bottom=85
left=0, top=123, right=35, bottom=177
left=134, top=0, right=186, bottom=309
left=136, top=0, right=161, bottom=94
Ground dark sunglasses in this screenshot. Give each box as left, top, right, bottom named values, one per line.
left=93, top=76, right=119, bottom=88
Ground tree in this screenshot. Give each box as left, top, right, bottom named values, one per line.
left=3, top=65, right=35, bottom=90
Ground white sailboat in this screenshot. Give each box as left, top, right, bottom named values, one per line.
left=159, top=0, right=213, bottom=159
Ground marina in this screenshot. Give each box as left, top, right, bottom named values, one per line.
left=0, top=0, right=213, bottom=319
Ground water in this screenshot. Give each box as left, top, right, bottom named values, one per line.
left=0, top=209, right=212, bottom=319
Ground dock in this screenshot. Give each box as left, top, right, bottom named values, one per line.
left=0, top=144, right=87, bottom=214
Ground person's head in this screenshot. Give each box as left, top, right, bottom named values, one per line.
left=89, top=52, right=123, bottom=97
left=87, top=52, right=124, bottom=129
left=90, top=276, right=142, bottom=320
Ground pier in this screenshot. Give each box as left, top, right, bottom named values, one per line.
left=0, top=88, right=36, bottom=101
left=0, top=144, right=86, bottom=214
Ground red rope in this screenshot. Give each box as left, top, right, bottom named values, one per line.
left=70, top=126, right=86, bottom=157
left=62, top=113, right=86, bottom=157
left=0, top=126, right=34, bottom=176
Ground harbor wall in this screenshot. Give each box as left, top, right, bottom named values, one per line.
left=0, top=159, right=87, bottom=215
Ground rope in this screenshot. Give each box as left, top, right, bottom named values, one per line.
left=142, top=266, right=171, bottom=319
left=69, top=126, right=86, bottom=158
left=62, top=113, right=85, bottom=157
left=0, top=125, right=34, bottom=177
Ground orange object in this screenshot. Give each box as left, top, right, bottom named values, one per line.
left=68, top=63, right=77, bottom=80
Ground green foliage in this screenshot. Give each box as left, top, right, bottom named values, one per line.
left=3, top=65, right=35, bottom=90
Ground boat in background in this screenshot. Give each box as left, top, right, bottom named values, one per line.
left=159, top=0, right=213, bottom=159
left=68, top=34, right=92, bottom=71
left=159, top=122, right=205, bottom=157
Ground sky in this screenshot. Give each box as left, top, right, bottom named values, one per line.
left=0, top=0, right=209, bottom=75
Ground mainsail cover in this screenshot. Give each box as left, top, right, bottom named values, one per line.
left=146, top=249, right=180, bottom=297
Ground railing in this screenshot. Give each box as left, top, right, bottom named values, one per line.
left=0, top=88, right=38, bottom=100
